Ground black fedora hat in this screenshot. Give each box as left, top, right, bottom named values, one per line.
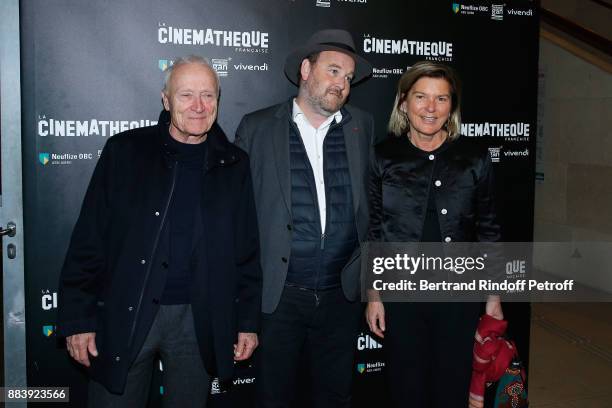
left=284, top=29, right=372, bottom=86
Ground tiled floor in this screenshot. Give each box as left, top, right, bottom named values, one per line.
left=529, top=303, right=612, bottom=407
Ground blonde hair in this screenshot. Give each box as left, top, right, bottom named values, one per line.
left=388, top=61, right=462, bottom=140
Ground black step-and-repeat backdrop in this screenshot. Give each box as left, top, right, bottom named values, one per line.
left=20, top=1, right=538, bottom=406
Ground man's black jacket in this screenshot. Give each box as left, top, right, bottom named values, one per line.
left=57, top=111, right=262, bottom=393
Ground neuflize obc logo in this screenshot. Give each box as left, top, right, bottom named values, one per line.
left=42, top=325, right=55, bottom=337
left=355, top=362, right=384, bottom=374
left=159, top=59, right=174, bottom=72
left=451, top=3, right=489, bottom=16
left=39, top=153, right=50, bottom=166
left=37, top=152, right=95, bottom=166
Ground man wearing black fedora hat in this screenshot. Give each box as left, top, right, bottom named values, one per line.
left=235, top=29, right=374, bottom=407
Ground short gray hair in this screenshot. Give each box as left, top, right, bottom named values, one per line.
left=162, top=55, right=220, bottom=96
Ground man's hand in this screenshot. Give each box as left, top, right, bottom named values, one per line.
left=365, top=301, right=386, bottom=338
left=234, top=332, right=258, bottom=361
left=66, top=332, right=98, bottom=367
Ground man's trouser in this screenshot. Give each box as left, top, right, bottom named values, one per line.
left=256, top=284, right=362, bottom=408
left=88, top=304, right=210, bottom=408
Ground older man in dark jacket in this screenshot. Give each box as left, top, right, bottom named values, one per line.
left=57, top=55, right=261, bottom=408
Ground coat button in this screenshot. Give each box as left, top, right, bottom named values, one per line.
left=128, top=306, right=133, bottom=312
left=286, top=224, right=292, bottom=231
left=220, top=159, right=225, bottom=164
left=152, top=298, right=160, bottom=304
left=441, top=208, right=448, bottom=215
left=140, top=259, right=146, bottom=265
left=444, top=236, right=452, bottom=243
left=428, top=154, right=435, bottom=161
left=162, top=261, right=169, bottom=268
left=434, top=180, right=442, bottom=187
left=281, top=257, right=287, bottom=263
left=115, top=356, right=121, bottom=362
left=154, top=211, right=160, bottom=216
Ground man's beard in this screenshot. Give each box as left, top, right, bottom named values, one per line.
left=305, top=82, right=346, bottom=116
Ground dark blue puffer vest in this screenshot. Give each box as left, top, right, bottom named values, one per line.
left=286, top=116, right=358, bottom=290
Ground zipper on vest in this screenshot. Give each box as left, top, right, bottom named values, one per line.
left=319, top=122, right=332, bottom=252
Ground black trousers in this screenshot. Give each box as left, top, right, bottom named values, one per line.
left=256, top=285, right=362, bottom=408
left=384, top=302, right=480, bottom=408
left=88, top=304, right=210, bottom=408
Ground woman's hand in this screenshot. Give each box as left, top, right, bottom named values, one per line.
left=366, top=301, right=386, bottom=338
left=485, top=295, right=503, bottom=320
left=469, top=396, right=484, bottom=408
